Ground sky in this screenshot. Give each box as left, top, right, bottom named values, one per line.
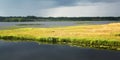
left=0, top=0, right=120, bottom=17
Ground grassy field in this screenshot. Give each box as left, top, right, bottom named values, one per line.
left=0, top=23, right=120, bottom=50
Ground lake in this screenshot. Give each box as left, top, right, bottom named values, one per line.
left=0, top=21, right=120, bottom=29
left=0, top=40, right=120, bottom=60
left=0, top=21, right=120, bottom=60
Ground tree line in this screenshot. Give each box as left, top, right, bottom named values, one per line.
left=0, top=16, right=120, bottom=22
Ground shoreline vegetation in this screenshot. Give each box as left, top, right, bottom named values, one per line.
left=0, top=23, right=120, bottom=50
left=16, top=24, right=43, bottom=26
left=0, top=16, right=120, bottom=22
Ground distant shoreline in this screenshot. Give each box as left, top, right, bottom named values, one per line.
left=0, top=16, right=120, bottom=22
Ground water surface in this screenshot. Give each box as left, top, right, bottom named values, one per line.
left=0, top=21, right=120, bottom=29
left=0, top=40, right=120, bottom=60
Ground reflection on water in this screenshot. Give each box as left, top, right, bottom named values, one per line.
left=0, top=40, right=120, bottom=60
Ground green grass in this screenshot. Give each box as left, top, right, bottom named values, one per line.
left=0, top=23, right=120, bottom=50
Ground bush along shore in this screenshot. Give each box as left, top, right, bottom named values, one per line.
left=0, top=23, right=120, bottom=50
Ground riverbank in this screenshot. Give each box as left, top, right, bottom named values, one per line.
left=0, top=23, right=120, bottom=50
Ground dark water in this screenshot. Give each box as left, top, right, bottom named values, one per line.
left=0, top=40, right=120, bottom=60
left=0, top=21, right=120, bottom=29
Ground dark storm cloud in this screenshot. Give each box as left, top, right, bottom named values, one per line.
left=54, top=0, right=120, bottom=7
left=0, top=0, right=120, bottom=9
left=53, top=0, right=80, bottom=6
left=0, top=0, right=120, bottom=16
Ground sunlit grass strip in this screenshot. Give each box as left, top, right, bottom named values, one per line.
left=0, top=23, right=120, bottom=50
left=0, top=36, right=120, bottom=50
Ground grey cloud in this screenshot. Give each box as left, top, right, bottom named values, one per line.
left=41, top=0, right=120, bottom=8
left=53, top=0, right=79, bottom=6
left=0, top=0, right=120, bottom=16
left=54, top=0, right=120, bottom=6
left=1, top=0, right=120, bottom=9
left=89, top=0, right=120, bottom=3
